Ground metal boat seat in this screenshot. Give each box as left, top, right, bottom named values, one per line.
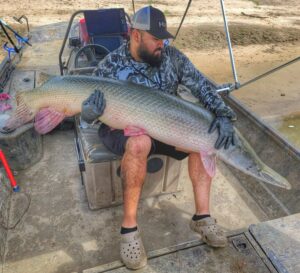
left=74, top=116, right=183, bottom=210
left=67, top=8, right=129, bottom=73
left=83, top=8, right=129, bottom=52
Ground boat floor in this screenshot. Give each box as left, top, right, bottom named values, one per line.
left=1, top=129, right=268, bottom=273
left=0, top=21, right=285, bottom=273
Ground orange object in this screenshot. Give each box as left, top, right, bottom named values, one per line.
left=79, top=18, right=89, bottom=45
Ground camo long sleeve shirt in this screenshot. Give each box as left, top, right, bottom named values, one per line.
left=94, top=42, right=236, bottom=119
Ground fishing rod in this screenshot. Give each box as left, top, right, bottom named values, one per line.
left=174, top=0, right=192, bottom=40
left=0, top=18, right=31, bottom=46
left=13, top=15, right=30, bottom=34
left=0, top=18, right=32, bottom=54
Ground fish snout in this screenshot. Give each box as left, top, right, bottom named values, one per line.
left=0, top=126, right=16, bottom=134
left=0, top=114, right=16, bottom=134
left=261, top=168, right=292, bottom=190
left=0, top=113, right=32, bottom=134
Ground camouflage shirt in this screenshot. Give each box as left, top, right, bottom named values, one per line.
left=94, top=42, right=236, bottom=119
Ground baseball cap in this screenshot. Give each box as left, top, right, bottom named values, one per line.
left=131, top=6, right=174, bottom=40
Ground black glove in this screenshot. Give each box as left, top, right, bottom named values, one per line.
left=81, top=89, right=106, bottom=123
left=208, top=116, right=236, bottom=150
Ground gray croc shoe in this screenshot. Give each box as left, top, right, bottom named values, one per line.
left=190, top=216, right=227, bottom=247
left=120, top=230, right=147, bottom=270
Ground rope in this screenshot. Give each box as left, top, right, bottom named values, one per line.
left=174, top=0, right=193, bottom=40
left=239, top=56, right=300, bottom=89
left=0, top=191, right=31, bottom=230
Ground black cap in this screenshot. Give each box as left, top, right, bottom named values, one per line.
left=131, top=6, right=174, bottom=40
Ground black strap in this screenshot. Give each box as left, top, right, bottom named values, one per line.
left=128, top=59, right=163, bottom=90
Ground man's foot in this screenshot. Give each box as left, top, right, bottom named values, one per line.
left=120, top=229, right=147, bottom=270
left=190, top=216, right=227, bottom=247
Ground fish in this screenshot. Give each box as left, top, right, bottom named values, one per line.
left=1, top=74, right=291, bottom=189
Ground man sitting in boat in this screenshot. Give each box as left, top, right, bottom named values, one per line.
left=81, top=5, right=237, bottom=270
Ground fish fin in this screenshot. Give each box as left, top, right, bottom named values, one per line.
left=0, top=103, right=12, bottom=112
left=124, top=126, right=147, bottom=136
left=36, top=72, right=55, bottom=87
left=34, top=108, right=65, bottom=134
left=200, top=151, right=216, bottom=178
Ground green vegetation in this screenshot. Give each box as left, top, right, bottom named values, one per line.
left=164, top=9, right=171, bottom=16
left=247, top=0, right=260, bottom=5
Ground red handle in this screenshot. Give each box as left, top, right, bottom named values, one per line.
left=0, top=149, right=19, bottom=191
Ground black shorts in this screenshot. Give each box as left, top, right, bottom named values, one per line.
left=98, top=124, right=188, bottom=160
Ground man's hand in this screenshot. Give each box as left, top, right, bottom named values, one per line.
left=81, top=89, right=106, bottom=123
left=208, top=116, right=236, bottom=150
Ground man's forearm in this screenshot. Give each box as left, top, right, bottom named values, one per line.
left=194, top=82, right=237, bottom=120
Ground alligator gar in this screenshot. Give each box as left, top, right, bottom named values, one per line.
left=1, top=74, right=291, bottom=189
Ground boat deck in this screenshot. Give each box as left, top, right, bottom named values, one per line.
left=1, top=129, right=267, bottom=273
left=0, top=22, right=299, bottom=273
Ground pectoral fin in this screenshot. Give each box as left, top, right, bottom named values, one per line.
left=200, top=151, right=217, bottom=178
left=124, top=126, right=147, bottom=136
left=0, top=103, right=12, bottom=112
left=34, top=108, right=65, bottom=134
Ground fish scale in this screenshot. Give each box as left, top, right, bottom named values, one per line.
left=2, top=75, right=291, bottom=190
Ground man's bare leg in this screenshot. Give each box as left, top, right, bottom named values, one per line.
left=188, top=152, right=211, bottom=215
left=121, top=135, right=152, bottom=228
left=188, top=152, right=227, bottom=247
left=120, top=135, right=151, bottom=269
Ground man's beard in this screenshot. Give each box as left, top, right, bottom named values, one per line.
left=138, top=45, right=163, bottom=68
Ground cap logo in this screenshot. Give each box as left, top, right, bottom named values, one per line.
left=158, top=21, right=166, bottom=28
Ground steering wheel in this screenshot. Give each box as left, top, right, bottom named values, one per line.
left=74, top=44, right=110, bottom=68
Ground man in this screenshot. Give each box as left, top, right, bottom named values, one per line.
left=82, top=6, right=236, bottom=270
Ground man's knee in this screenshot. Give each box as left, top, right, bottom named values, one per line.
left=125, top=135, right=152, bottom=157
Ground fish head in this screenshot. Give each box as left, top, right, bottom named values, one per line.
left=259, top=165, right=291, bottom=190
left=221, top=131, right=291, bottom=190
left=0, top=93, right=36, bottom=134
